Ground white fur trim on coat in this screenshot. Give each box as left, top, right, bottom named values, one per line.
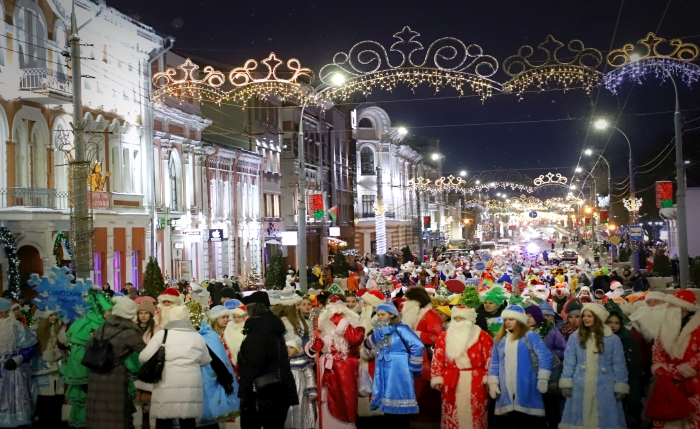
left=659, top=310, right=700, bottom=360
left=614, top=382, right=630, bottom=394
left=401, top=302, right=431, bottom=331
left=665, top=294, right=700, bottom=312
left=559, top=378, right=573, bottom=389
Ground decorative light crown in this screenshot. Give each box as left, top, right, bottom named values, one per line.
left=434, top=175, right=466, bottom=193
left=533, top=172, right=568, bottom=187
left=319, top=26, right=500, bottom=101
left=604, top=32, right=700, bottom=94
left=623, top=196, right=643, bottom=212
left=503, top=35, right=603, bottom=98
left=464, top=180, right=534, bottom=194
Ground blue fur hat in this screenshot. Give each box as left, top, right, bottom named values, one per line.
left=377, top=303, right=399, bottom=317
left=501, top=305, right=528, bottom=325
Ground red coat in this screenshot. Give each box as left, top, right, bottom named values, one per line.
left=413, top=307, right=444, bottom=423
left=431, top=329, right=493, bottom=429
left=313, top=322, right=365, bottom=425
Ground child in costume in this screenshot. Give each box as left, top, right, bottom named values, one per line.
left=284, top=334, right=317, bottom=429
left=476, top=287, right=509, bottom=337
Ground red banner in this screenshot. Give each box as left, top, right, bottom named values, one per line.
left=656, top=181, right=673, bottom=208
left=600, top=210, right=608, bottom=222
left=89, top=192, right=109, bottom=209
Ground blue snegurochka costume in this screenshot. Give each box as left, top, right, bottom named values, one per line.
left=365, top=322, right=425, bottom=414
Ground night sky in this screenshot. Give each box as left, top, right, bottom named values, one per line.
left=110, top=0, right=700, bottom=213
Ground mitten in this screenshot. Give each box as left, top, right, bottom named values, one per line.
left=330, top=314, right=344, bottom=325
left=488, top=383, right=500, bottom=399
left=537, top=379, right=548, bottom=394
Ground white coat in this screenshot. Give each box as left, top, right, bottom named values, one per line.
left=138, top=320, right=211, bottom=419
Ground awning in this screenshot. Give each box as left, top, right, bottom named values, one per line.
left=327, top=237, right=347, bottom=245
left=266, top=239, right=282, bottom=245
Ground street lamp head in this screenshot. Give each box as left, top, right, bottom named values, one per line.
left=431, top=153, right=440, bottom=161
left=459, top=170, right=467, bottom=177
left=475, top=180, right=480, bottom=184
left=331, top=73, right=346, bottom=86
left=575, top=167, right=583, bottom=172
left=594, top=119, right=609, bottom=130
left=570, top=184, right=577, bottom=190
left=496, top=193, right=501, bottom=197
left=584, top=149, right=593, bottom=156
left=584, top=207, right=592, bottom=214
left=629, top=53, right=641, bottom=62
left=608, top=224, right=616, bottom=231
left=397, top=126, right=408, bottom=136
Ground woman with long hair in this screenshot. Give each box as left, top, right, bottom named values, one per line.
left=559, top=303, right=628, bottom=429
left=488, top=305, right=552, bottom=428
left=32, top=309, right=65, bottom=427
left=273, top=297, right=309, bottom=344
left=133, top=299, right=161, bottom=429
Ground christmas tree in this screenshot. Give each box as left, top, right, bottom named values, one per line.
left=332, top=253, right=350, bottom=279
left=459, top=286, right=481, bottom=308
left=142, top=257, right=165, bottom=298
left=652, top=252, right=673, bottom=277
left=247, top=268, right=262, bottom=290
left=265, top=252, right=287, bottom=290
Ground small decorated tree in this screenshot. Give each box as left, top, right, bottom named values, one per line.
left=246, top=268, right=262, bottom=290
left=459, top=286, right=481, bottom=308
left=265, top=252, right=286, bottom=290
left=142, top=257, right=165, bottom=298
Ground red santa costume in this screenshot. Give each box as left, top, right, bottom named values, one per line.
left=311, top=298, right=365, bottom=428
left=401, top=294, right=444, bottom=424
left=431, top=306, right=493, bottom=429
left=651, top=290, right=700, bottom=429
left=156, top=287, right=184, bottom=327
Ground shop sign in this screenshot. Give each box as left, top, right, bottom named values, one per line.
left=329, top=227, right=340, bottom=236
left=209, top=229, right=226, bottom=242
left=184, top=231, right=201, bottom=236
left=90, top=191, right=109, bottom=209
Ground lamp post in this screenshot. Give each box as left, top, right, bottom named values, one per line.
left=594, top=120, right=639, bottom=271
left=669, top=76, right=689, bottom=288
left=584, top=149, right=613, bottom=219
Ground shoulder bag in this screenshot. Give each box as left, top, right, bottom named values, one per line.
left=523, top=333, right=562, bottom=394
left=138, top=330, right=168, bottom=383
left=81, top=328, right=121, bottom=373
left=253, top=335, right=282, bottom=392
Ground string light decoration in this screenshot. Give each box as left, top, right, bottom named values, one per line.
left=374, top=203, right=387, bottom=256
left=0, top=227, right=20, bottom=299
left=408, top=177, right=435, bottom=195
left=604, top=32, right=700, bottom=94
left=463, top=180, right=535, bottom=194
left=318, top=26, right=501, bottom=102
left=533, top=172, right=568, bottom=187
left=444, top=216, right=453, bottom=242
left=623, top=196, right=643, bottom=212
left=53, top=231, right=73, bottom=268
left=503, top=35, right=603, bottom=99
left=434, top=175, right=466, bottom=193
left=309, top=193, right=324, bottom=219
left=152, top=58, right=227, bottom=105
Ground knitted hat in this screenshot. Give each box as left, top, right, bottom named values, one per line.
left=0, top=298, right=11, bottom=311
left=451, top=306, right=476, bottom=323
left=525, top=305, right=544, bottom=325
left=436, top=305, right=452, bottom=318
left=209, top=305, right=229, bottom=321
left=112, top=297, right=138, bottom=320
left=377, top=303, right=399, bottom=317
left=665, top=289, right=699, bottom=312
left=501, top=305, right=528, bottom=325
left=136, top=300, right=156, bottom=317
left=361, top=290, right=386, bottom=308
left=220, top=288, right=238, bottom=300
left=158, top=287, right=183, bottom=305
left=135, top=296, right=157, bottom=305
left=539, top=302, right=556, bottom=317
left=645, top=291, right=667, bottom=302
left=566, top=299, right=584, bottom=316
left=169, top=305, right=191, bottom=322
left=582, top=303, right=610, bottom=323
left=482, top=287, right=509, bottom=306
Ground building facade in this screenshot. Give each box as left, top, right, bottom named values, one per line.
left=0, top=0, right=164, bottom=293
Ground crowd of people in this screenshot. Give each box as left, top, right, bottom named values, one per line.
left=2, top=243, right=699, bottom=429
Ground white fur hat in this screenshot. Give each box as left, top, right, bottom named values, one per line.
left=582, top=303, right=610, bottom=323
left=645, top=291, right=667, bottom=302
left=112, top=297, right=137, bottom=321
left=450, top=306, right=476, bottom=324
left=665, top=290, right=699, bottom=312
left=208, top=305, right=229, bottom=321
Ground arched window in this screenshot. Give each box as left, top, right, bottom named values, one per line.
left=169, top=154, right=180, bottom=211
left=360, top=146, right=375, bottom=175
left=358, top=118, right=373, bottom=128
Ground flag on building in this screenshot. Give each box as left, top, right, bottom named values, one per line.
left=328, top=206, right=338, bottom=224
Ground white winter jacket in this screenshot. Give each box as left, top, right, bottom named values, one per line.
left=139, top=320, right=211, bottom=419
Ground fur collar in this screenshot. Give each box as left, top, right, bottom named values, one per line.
left=659, top=310, right=700, bottom=359
left=104, top=315, right=141, bottom=333
left=317, top=306, right=360, bottom=334
left=401, top=301, right=431, bottom=331
left=603, top=325, right=613, bottom=337
left=163, top=319, right=195, bottom=331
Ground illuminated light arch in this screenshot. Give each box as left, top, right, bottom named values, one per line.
left=604, top=32, right=700, bottom=94
left=533, top=172, right=568, bottom=188
left=318, top=26, right=501, bottom=102
left=502, top=35, right=604, bottom=99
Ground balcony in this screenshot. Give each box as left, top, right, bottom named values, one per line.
left=0, top=188, right=69, bottom=210
left=19, top=68, right=72, bottom=104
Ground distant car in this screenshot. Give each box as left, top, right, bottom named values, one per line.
left=480, top=241, right=496, bottom=251
left=561, top=250, right=579, bottom=262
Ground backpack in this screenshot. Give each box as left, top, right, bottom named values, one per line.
left=81, top=329, right=121, bottom=373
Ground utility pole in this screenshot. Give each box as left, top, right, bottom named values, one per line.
left=671, top=77, right=689, bottom=288
left=69, top=5, right=92, bottom=280
left=297, top=102, right=308, bottom=291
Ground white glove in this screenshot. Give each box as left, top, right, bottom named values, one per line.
left=561, top=388, right=572, bottom=397
left=677, top=363, right=697, bottom=378
left=537, top=379, right=548, bottom=394
left=488, top=383, right=500, bottom=399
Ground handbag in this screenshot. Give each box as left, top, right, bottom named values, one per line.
left=523, top=334, right=563, bottom=394
left=81, top=329, right=121, bottom=373
left=253, top=336, right=282, bottom=393
left=138, top=330, right=168, bottom=384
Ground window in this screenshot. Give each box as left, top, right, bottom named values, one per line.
left=169, top=155, right=180, bottom=210
left=362, top=195, right=375, bottom=217
left=131, top=251, right=139, bottom=289
left=358, top=118, right=373, bottom=128
left=113, top=251, right=121, bottom=292
left=360, top=147, right=375, bottom=175
left=93, top=253, right=102, bottom=286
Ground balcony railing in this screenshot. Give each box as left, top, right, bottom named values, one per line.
left=20, top=67, right=71, bottom=94
left=0, top=188, right=69, bottom=210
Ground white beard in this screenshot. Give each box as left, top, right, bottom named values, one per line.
left=157, top=305, right=174, bottom=327
left=0, top=317, right=18, bottom=356
left=223, top=322, right=245, bottom=365
left=629, top=304, right=668, bottom=342
left=445, top=320, right=480, bottom=362
left=659, top=306, right=683, bottom=357
left=401, top=300, right=422, bottom=330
